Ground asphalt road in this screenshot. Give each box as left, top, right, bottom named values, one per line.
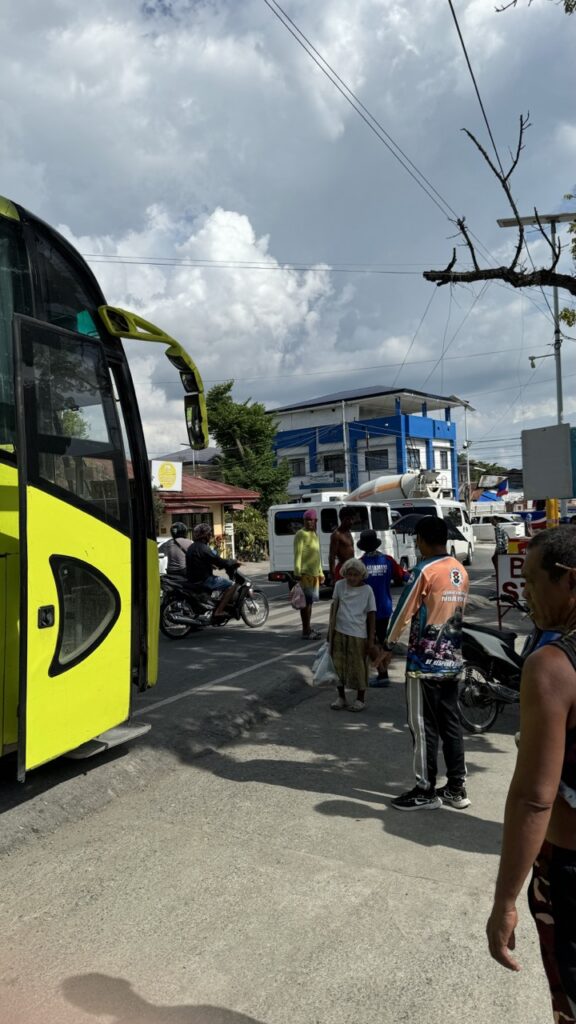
left=136, top=545, right=499, bottom=720
left=0, top=544, right=514, bottom=854
left=0, top=543, right=550, bottom=1024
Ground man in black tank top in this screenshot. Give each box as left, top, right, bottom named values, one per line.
left=487, top=527, right=576, bottom=1023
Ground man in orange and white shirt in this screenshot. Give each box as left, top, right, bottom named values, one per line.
left=381, top=516, right=470, bottom=811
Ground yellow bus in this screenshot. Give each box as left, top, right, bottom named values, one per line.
left=0, top=196, right=208, bottom=780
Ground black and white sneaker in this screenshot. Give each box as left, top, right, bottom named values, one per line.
left=391, top=786, right=441, bottom=811
left=437, top=784, right=471, bottom=809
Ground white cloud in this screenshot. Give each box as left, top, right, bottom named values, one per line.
left=1, top=0, right=574, bottom=465
left=61, top=205, right=341, bottom=453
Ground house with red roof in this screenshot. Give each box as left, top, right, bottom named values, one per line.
left=155, top=470, right=260, bottom=556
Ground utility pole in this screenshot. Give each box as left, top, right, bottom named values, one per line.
left=463, top=404, right=472, bottom=515
left=498, top=212, right=574, bottom=516
left=341, top=400, right=350, bottom=493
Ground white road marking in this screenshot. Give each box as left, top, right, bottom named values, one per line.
left=134, top=642, right=321, bottom=717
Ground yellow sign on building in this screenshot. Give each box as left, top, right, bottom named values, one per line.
left=150, top=460, right=183, bottom=492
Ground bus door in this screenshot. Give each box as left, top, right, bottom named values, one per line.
left=13, top=315, right=133, bottom=779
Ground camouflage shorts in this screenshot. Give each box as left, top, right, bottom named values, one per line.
left=529, top=840, right=576, bottom=1022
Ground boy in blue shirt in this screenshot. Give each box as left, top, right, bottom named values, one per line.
left=358, top=529, right=408, bottom=686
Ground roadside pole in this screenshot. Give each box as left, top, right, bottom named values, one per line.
left=498, top=211, right=575, bottom=519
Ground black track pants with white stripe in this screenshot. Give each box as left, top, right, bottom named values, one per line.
left=405, top=672, right=466, bottom=792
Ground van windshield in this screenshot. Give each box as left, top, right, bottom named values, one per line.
left=397, top=505, right=436, bottom=520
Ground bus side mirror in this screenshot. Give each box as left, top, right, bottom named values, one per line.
left=185, top=393, right=209, bottom=451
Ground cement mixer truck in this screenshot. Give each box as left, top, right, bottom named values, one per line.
left=346, top=470, right=441, bottom=504
left=346, top=471, right=475, bottom=566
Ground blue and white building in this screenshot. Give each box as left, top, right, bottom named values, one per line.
left=270, top=386, right=466, bottom=499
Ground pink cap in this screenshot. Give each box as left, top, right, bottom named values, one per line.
left=303, top=508, right=318, bottom=520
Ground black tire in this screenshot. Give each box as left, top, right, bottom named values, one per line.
left=240, top=589, right=269, bottom=628
left=463, top=544, right=473, bottom=566
left=160, top=597, right=196, bottom=639
left=458, top=662, right=500, bottom=733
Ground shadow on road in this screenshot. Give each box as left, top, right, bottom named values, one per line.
left=0, top=746, right=127, bottom=817
left=188, top=680, right=512, bottom=856
left=315, top=796, right=503, bottom=855
left=62, top=973, right=267, bottom=1024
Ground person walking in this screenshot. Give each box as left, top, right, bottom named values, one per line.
left=486, top=527, right=576, bottom=1023
left=328, top=558, right=378, bottom=712
left=491, top=515, right=508, bottom=574
left=380, top=516, right=469, bottom=811
left=293, top=508, right=324, bottom=640
left=357, top=529, right=407, bottom=687
left=329, top=507, right=355, bottom=584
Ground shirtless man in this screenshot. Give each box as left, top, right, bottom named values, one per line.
left=487, top=527, right=576, bottom=1022
left=329, top=507, right=355, bottom=584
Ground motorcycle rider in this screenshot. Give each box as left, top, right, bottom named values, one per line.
left=159, top=522, right=192, bottom=578
left=186, top=522, right=240, bottom=622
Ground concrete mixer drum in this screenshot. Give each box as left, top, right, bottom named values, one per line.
left=346, top=470, right=442, bottom=504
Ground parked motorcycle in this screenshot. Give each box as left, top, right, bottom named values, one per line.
left=458, top=596, right=541, bottom=734
left=160, top=567, right=269, bottom=639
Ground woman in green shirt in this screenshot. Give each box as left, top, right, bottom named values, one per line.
left=294, top=508, right=325, bottom=639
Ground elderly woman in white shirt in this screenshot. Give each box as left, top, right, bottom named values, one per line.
left=328, top=558, right=379, bottom=712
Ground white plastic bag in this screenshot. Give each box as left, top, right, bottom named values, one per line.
left=290, top=582, right=306, bottom=610
left=311, top=642, right=338, bottom=687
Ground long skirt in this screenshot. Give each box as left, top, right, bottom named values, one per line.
left=331, top=630, right=368, bottom=690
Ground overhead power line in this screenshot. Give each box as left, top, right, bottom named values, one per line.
left=264, top=0, right=455, bottom=221
left=83, top=255, right=425, bottom=277
left=263, top=0, right=528, bottom=280
left=447, top=0, right=505, bottom=177
left=138, top=338, right=551, bottom=386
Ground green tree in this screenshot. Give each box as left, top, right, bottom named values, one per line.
left=206, top=381, right=291, bottom=512
left=233, top=505, right=269, bottom=559
left=458, top=455, right=510, bottom=477
left=152, top=487, right=166, bottom=533
left=60, top=409, right=89, bottom=438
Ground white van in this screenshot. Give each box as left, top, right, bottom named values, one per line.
left=267, top=501, right=417, bottom=584
left=388, top=498, right=475, bottom=565
left=471, top=513, right=525, bottom=543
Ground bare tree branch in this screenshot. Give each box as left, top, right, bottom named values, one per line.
left=462, top=115, right=530, bottom=270
left=533, top=208, right=562, bottom=270
left=442, top=248, right=458, bottom=274
left=495, top=0, right=530, bottom=11
left=457, top=218, right=480, bottom=271
left=423, top=266, right=576, bottom=297
left=423, top=113, right=576, bottom=299
left=496, top=1, right=575, bottom=13
left=505, top=112, right=529, bottom=181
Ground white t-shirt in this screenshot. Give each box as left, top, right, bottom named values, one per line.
left=333, top=579, right=376, bottom=639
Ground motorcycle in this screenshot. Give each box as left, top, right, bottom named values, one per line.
left=160, top=566, right=269, bottom=639
left=458, top=596, right=541, bottom=734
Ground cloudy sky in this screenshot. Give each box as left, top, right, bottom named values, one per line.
left=2, top=0, right=575, bottom=466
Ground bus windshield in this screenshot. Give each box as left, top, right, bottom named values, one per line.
left=0, top=216, right=31, bottom=450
